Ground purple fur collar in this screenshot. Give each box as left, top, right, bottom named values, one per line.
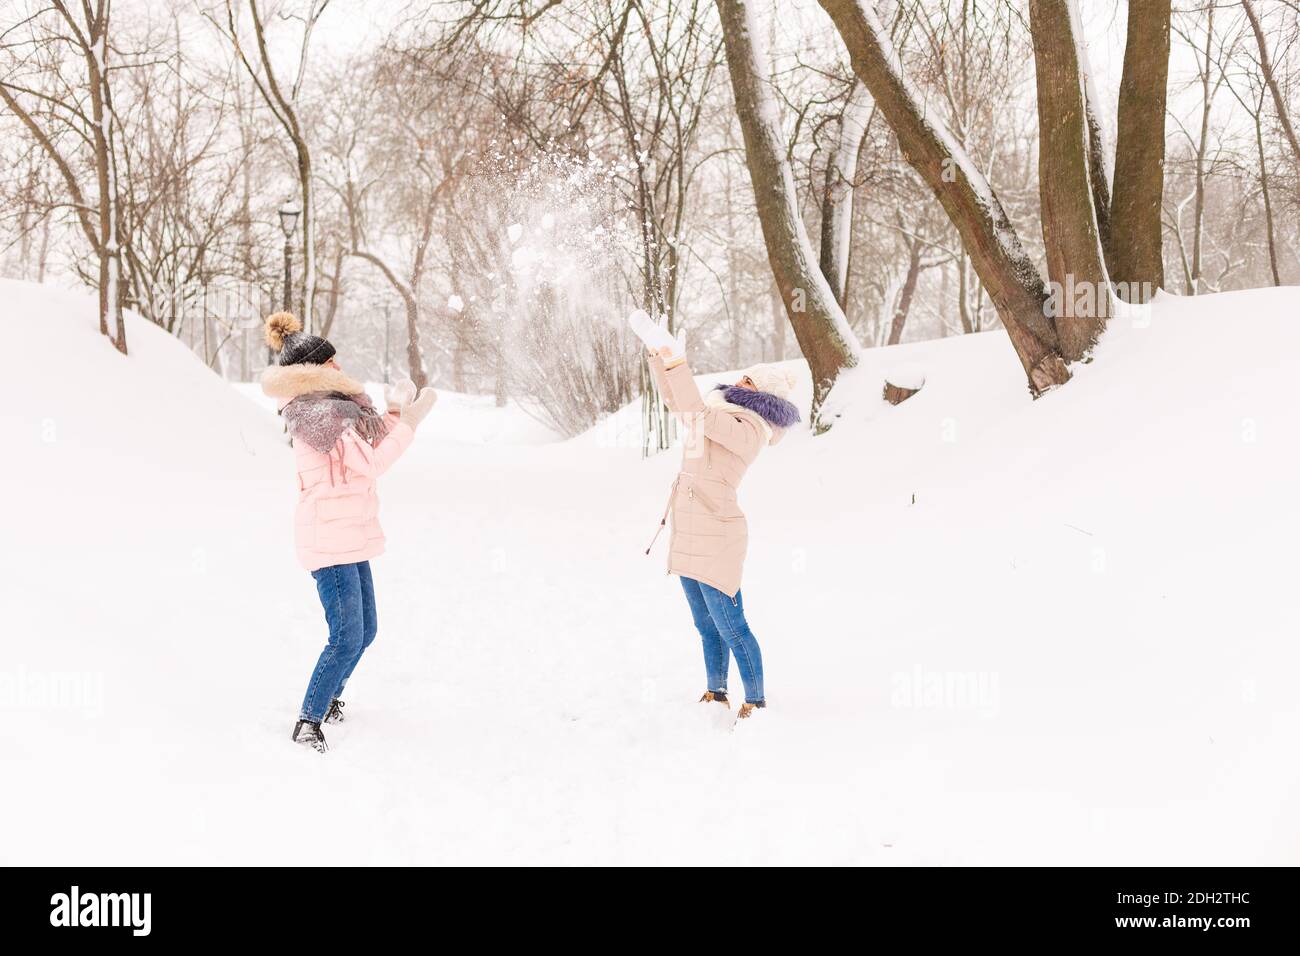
left=713, top=383, right=801, bottom=428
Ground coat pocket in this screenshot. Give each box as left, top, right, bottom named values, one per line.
left=317, top=495, right=364, bottom=522
left=313, top=496, right=369, bottom=553
left=686, top=478, right=742, bottom=518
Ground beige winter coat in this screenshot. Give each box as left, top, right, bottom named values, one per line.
left=648, top=355, right=783, bottom=597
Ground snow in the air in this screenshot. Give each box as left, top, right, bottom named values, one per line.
left=3, top=277, right=1299, bottom=865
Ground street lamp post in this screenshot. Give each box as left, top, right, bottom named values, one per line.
left=267, top=201, right=301, bottom=366
left=278, top=201, right=301, bottom=318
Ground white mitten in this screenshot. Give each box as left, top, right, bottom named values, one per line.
left=384, top=378, right=417, bottom=412
left=399, top=387, right=437, bottom=430
left=627, top=309, right=686, bottom=362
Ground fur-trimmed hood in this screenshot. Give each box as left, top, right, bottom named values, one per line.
left=262, top=364, right=388, bottom=453
left=707, top=383, right=800, bottom=444
left=262, top=363, right=366, bottom=402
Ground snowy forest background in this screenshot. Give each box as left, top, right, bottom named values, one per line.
left=2, top=0, right=1298, bottom=437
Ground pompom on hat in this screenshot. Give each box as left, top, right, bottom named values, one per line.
left=740, top=363, right=797, bottom=400
left=264, top=312, right=336, bottom=366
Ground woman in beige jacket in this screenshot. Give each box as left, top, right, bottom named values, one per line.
left=644, top=342, right=800, bottom=720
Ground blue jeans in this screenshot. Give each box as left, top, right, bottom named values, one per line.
left=300, top=561, right=377, bottom=722
left=680, top=576, right=765, bottom=704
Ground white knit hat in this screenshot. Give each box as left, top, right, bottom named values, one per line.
left=740, top=363, right=797, bottom=399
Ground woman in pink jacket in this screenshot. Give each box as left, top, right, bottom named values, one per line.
left=261, top=312, right=436, bottom=753
left=637, top=315, right=800, bottom=722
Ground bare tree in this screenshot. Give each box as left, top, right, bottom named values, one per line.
left=1167, top=2, right=1238, bottom=295
left=1, top=0, right=127, bottom=352
left=0, top=141, right=55, bottom=281
left=1241, top=0, right=1300, bottom=168
left=716, top=0, right=861, bottom=424
left=817, top=0, right=1070, bottom=394
left=209, top=0, right=331, bottom=328
left=113, top=16, right=253, bottom=351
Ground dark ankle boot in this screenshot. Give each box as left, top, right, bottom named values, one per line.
left=292, top=719, right=328, bottom=753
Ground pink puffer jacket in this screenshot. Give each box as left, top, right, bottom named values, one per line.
left=263, top=365, right=414, bottom=572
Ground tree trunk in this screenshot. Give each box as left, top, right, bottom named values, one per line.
left=1242, top=0, right=1300, bottom=168
left=1029, top=0, right=1113, bottom=361
left=88, top=33, right=111, bottom=342
left=818, top=79, right=872, bottom=309
left=494, top=342, right=508, bottom=408
left=296, top=147, right=315, bottom=327
left=1083, top=86, right=1112, bottom=277
left=452, top=335, right=467, bottom=393
left=1254, top=104, right=1281, bottom=287
left=716, top=0, right=860, bottom=426
left=320, top=247, right=345, bottom=337
left=770, top=285, right=785, bottom=361
left=83, top=7, right=126, bottom=354
left=1076, top=4, right=1113, bottom=279
left=17, top=168, right=35, bottom=277
left=957, top=253, right=973, bottom=334
left=1190, top=2, right=1216, bottom=295
left=724, top=163, right=744, bottom=368
left=818, top=0, right=1069, bottom=395
left=403, top=296, right=427, bottom=390
left=1108, top=0, right=1170, bottom=302
left=349, top=250, right=427, bottom=388
left=887, top=239, right=922, bottom=346
left=36, top=214, right=50, bottom=282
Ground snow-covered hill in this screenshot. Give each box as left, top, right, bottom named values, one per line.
left=3, top=277, right=1298, bottom=865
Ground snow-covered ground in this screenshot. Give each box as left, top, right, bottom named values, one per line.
left=3, top=277, right=1298, bottom=865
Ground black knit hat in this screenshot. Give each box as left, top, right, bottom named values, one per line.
left=264, top=312, right=336, bottom=366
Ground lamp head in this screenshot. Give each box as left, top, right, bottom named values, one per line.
left=278, top=202, right=301, bottom=239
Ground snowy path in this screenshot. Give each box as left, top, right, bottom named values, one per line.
left=5, top=280, right=1299, bottom=865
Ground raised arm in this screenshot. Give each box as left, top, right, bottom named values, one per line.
left=649, top=352, right=698, bottom=413
left=337, top=384, right=434, bottom=478
left=337, top=421, right=415, bottom=479
left=662, top=359, right=767, bottom=460
left=659, top=355, right=705, bottom=412
left=702, top=408, right=767, bottom=460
